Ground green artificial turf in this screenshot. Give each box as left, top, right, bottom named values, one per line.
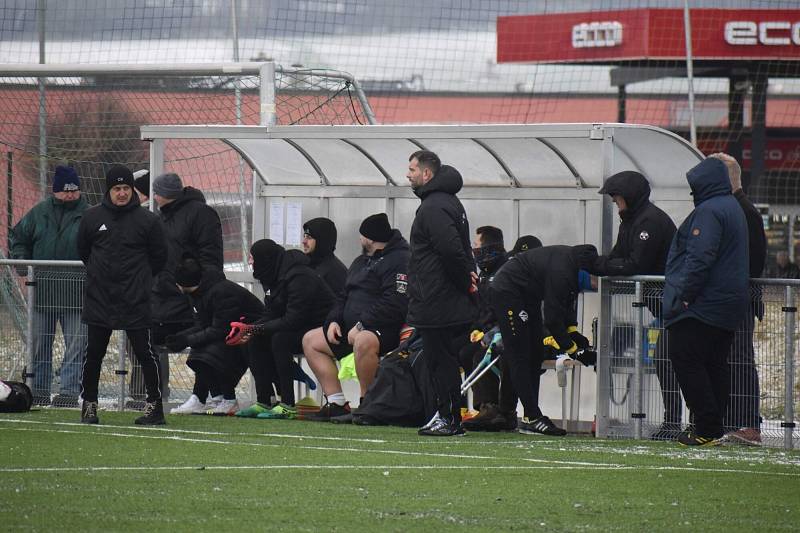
left=1, top=409, right=798, bottom=532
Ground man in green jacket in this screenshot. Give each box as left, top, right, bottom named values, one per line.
left=9, top=166, right=89, bottom=407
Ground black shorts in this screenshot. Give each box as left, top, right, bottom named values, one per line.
left=327, top=327, right=401, bottom=360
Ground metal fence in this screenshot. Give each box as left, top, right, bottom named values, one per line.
left=596, top=275, right=799, bottom=450
left=0, top=259, right=259, bottom=410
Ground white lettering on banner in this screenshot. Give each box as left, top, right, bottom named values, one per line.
left=725, top=21, right=800, bottom=46
left=572, top=21, right=623, bottom=48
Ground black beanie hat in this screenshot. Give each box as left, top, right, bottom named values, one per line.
left=303, top=217, right=337, bottom=260
left=106, top=165, right=135, bottom=191
left=250, top=239, right=285, bottom=288
left=510, top=235, right=543, bottom=256
left=359, top=213, right=392, bottom=243
left=175, top=255, right=203, bottom=287
left=134, top=174, right=150, bottom=198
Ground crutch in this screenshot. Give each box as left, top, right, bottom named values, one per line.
left=460, top=331, right=502, bottom=395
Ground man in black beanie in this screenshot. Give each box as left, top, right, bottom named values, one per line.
left=233, top=239, right=335, bottom=419
left=77, top=164, right=168, bottom=425
left=303, top=213, right=410, bottom=421
left=302, top=217, right=347, bottom=295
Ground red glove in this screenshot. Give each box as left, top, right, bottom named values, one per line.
left=226, top=321, right=255, bottom=346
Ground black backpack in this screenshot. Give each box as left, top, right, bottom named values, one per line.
left=0, top=380, right=33, bottom=412
left=354, top=334, right=436, bottom=427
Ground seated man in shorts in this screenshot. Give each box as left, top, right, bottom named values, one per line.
left=302, top=214, right=411, bottom=421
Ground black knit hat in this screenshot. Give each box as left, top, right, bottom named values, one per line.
left=175, top=255, right=203, bottom=287
left=134, top=174, right=150, bottom=198
left=510, top=235, right=543, bottom=256
left=359, top=213, right=392, bottom=243
left=105, top=165, right=134, bottom=191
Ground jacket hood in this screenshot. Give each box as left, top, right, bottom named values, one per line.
left=160, top=186, right=207, bottom=214
left=376, top=229, right=409, bottom=256
left=598, top=171, right=651, bottom=217
left=687, top=158, right=731, bottom=206
left=303, top=217, right=337, bottom=263
left=194, top=268, right=226, bottom=296
left=414, top=165, right=463, bottom=199
left=277, top=247, right=310, bottom=279
left=250, top=239, right=285, bottom=288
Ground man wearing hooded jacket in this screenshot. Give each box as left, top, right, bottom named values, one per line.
left=407, top=150, right=478, bottom=437
left=490, top=244, right=599, bottom=436
left=302, top=217, right=347, bottom=295
left=593, top=170, right=680, bottom=440
left=235, top=239, right=335, bottom=419
left=77, top=165, right=168, bottom=425
left=663, top=158, right=749, bottom=446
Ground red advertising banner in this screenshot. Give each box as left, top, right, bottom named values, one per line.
left=498, top=9, right=800, bottom=64
left=698, top=138, right=800, bottom=170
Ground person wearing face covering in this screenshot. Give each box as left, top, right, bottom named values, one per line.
left=9, top=165, right=90, bottom=407
left=234, top=239, right=335, bottom=419
left=302, top=217, right=347, bottom=295
left=165, top=256, right=265, bottom=416
left=489, top=244, right=599, bottom=437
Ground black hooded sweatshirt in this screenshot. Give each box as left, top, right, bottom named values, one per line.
left=491, top=245, right=596, bottom=352
left=77, top=191, right=167, bottom=329
left=303, top=217, right=347, bottom=295
left=325, top=229, right=410, bottom=333
left=252, top=245, right=335, bottom=334
left=594, top=171, right=677, bottom=276
left=152, top=186, right=224, bottom=324
left=407, top=165, right=477, bottom=328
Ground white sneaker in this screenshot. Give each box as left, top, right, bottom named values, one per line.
left=170, top=394, right=207, bottom=415
left=205, top=394, right=224, bottom=410
left=209, top=399, right=238, bottom=416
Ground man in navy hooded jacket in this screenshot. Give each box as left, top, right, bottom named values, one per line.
left=663, top=158, right=749, bottom=446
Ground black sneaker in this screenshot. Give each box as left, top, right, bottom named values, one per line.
left=650, top=422, right=682, bottom=441
left=81, top=401, right=99, bottom=424
left=418, top=415, right=466, bottom=437
left=306, top=402, right=350, bottom=422
left=135, top=401, right=166, bottom=425
left=52, top=394, right=79, bottom=408
left=677, top=430, right=722, bottom=447
left=518, top=415, right=567, bottom=436
left=490, top=410, right=519, bottom=431
left=463, top=403, right=501, bottom=432
left=330, top=412, right=354, bottom=424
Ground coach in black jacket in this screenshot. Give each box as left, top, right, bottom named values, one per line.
left=490, top=244, right=598, bottom=437
left=77, top=165, right=168, bottom=425
left=303, top=214, right=410, bottom=419
left=244, top=239, right=335, bottom=410
left=593, top=170, right=681, bottom=440
left=407, top=151, right=477, bottom=436
left=303, top=217, right=347, bottom=295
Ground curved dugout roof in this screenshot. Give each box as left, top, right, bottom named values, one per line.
left=141, top=123, right=704, bottom=188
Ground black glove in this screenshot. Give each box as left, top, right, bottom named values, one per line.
left=165, top=334, right=189, bottom=352
left=568, top=329, right=591, bottom=350
left=575, top=349, right=597, bottom=367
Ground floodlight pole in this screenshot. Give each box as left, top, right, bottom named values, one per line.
left=683, top=0, right=698, bottom=147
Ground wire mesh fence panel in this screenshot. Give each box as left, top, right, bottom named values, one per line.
left=598, top=277, right=799, bottom=449
left=0, top=265, right=28, bottom=383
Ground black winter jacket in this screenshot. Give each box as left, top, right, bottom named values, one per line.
left=152, top=187, right=224, bottom=324
left=490, top=246, right=582, bottom=352
left=472, top=254, right=508, bottom=333
left=594, top=172, right=676, bottom=276
left=256, top=251, right=335, bottom=334
left=734, top=189, right=766, bottom=278
left=182, top=269, right=265, bottom=375
left=77, top=193, right=167, bottom=329
left=407, top=165, right=477, bottom=327
left=326, top=229, right=410, bottom=332
left=304, top=217, right=347, bottom=295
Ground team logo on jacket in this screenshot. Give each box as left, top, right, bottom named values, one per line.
left=395, top=273, right=408, bottom=294
left=98, top=224, right=108, bottom=231
left=639, top=231, right=649, bottom=241
left=518, top=310, right=529, bottom=322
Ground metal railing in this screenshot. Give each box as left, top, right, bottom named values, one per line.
left=596, top=275, right=799, bottom=450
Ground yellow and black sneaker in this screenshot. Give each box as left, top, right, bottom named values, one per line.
left=677, top=430, right=722, bottom=447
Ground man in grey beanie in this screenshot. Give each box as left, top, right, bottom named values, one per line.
left=149, top=172, right=225, bottom=412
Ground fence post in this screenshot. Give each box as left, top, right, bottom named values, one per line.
left=24, top=265, right=35, bottom=389
left=117, top=333, right=127, bottom=411
left=633, top=281, right=645, bottom=439
left=595, top=278, right=612, bottom=438
left=259, top=62, right=277, bottom=126
left=784, top=286, right=796, bottom=451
